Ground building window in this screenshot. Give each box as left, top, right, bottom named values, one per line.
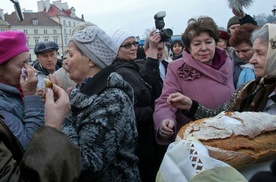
left=63, top=20, right=66, bottom=25
left=24, top=29, right=28, bottom=34
left=44, top=29, right=47, bottom=34
left=35, top=39, right=39, bottom=44
left=32, top=18, right=39, bottom=25
left=65, top=38, right=68, bottom=45
left=64, top=29, right=67, bottom=35
left=44, top=38, right=48, bottom=41
left=54, top=39, right=58, bottom=44
left=34, top=29, right=38, bottom=34
left=53, top=29, right=57, bottom=34
left=69, top=21, right=71, bottom=27
left=69, top=29, right=71, bottom=35
left=73, top=22, right=76, bottom=27
left=26, top=38, right=29, bottom=46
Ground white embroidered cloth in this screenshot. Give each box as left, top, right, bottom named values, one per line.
left=156, top=137, right=247, bottom=182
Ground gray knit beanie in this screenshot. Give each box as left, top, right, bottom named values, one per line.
left=227, top=16, right=240, bottom=29
left=72, top=26, right=117, bottom=69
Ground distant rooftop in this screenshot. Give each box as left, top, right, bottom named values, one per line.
left=5, top=11, right=61, bottom=26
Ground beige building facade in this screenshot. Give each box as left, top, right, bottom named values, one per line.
left=0, top=0, right=84, bottom=63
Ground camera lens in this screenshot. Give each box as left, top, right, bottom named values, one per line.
left=160, top=28, right=173, bottom=42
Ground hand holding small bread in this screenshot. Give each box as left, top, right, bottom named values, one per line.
left=44, top=84, right=70, bottom=130
left=43, top=78, right=53, bottom=91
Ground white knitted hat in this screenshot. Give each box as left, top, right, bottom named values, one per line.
left=111, top=28, right=135, bottom=52
left=72, top=26, right=117, bottom=69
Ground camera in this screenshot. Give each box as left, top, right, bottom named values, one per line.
left=154, top=11, right=173, bottom=42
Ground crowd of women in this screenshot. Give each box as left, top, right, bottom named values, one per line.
left=0, top=6, right=276, bottom=182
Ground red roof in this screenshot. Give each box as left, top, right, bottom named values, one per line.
left=43, top=4, right=81, bottom=20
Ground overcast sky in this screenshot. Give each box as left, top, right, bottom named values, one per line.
left=1, top=0, right=276, bottom=38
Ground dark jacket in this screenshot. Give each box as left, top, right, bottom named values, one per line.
left=113, top=58, right=159, bottom=127
left=0, top=115, right=81, bottom=182
left=135, top=59, right=169, bottom=102
left=135, top=58, right=169, bottom=180
left=172, top=53, right=183, bottom=61
left=32, top=59, right=63, bottom=76
left=113, top=57, right=160, bottom=182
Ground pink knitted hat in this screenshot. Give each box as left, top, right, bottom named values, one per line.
left=0, top=31, right=29, bottom=64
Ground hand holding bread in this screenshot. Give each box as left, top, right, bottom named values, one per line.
left=44, top=84, right=70, bottom=129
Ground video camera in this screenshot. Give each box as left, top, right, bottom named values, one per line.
left=154, top=11, right=173, bottom=42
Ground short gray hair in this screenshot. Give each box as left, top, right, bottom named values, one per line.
left=250, top=26, right=268, bottom=46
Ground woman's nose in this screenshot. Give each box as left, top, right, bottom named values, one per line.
left=201, top=43, right=207, bottom=50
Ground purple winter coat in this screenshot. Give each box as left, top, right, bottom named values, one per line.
left=153, top=48, right=235, bottom=145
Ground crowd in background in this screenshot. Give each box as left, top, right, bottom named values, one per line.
left=1, top=3, right=276, bottom=182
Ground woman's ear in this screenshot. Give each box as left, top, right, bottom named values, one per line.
left=88, top=61, right=95, bottom=68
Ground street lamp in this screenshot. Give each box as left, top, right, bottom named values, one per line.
left=272, top=5, right=276, bottom=16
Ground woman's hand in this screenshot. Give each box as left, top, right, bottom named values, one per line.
left=167, top=92, right=192, bottom=111
left=146, top=30, right=161, bottom=59
left=48, top=74, right=64, bottom=90
left=44, top=84, right=70, bottom=130
left=20, top=64, right=38, bottom=96
left=48, top=74, right=73, bottom=96
left=159, top=119, right=174, bottom=139
left=149, top=30, right=161, bottom=49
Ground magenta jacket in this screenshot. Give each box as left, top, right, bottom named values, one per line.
left=153, top=48, right=235, bottom=145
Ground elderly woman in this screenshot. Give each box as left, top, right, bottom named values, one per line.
left=153, top=16, right=235, bottom=145
left=0, top=30, right=44, bottom=150
left=61, top=25, right=140, bottom=181
left=111, top=28, right=161, bottom=182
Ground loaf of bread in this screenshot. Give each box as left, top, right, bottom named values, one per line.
left=176, top=111, right=276, bottom=170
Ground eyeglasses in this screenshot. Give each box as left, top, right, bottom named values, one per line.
left=120, top=42, right=139, bottom=49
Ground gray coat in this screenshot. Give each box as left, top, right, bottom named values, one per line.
left=62, top=66, right=140, bottom=182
